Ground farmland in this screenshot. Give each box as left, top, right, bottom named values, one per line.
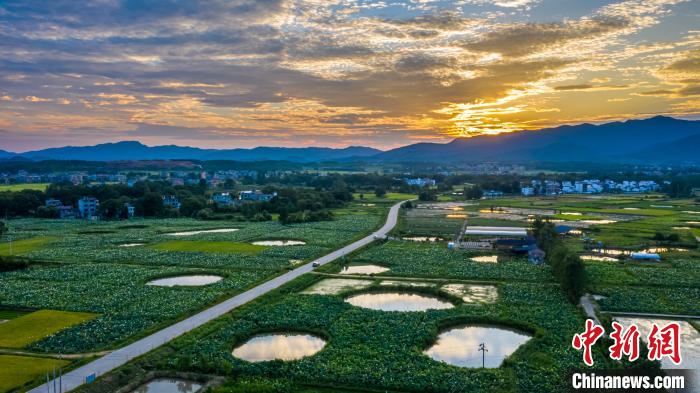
left=0, top=309, right=97, bottom=348
left=68, top=195, right=700, bottom=393
left=150, top=240, right=267, bottom=254
left=6, top=193, right=700, bottom=393
left=0, top=200, right=390, bottom=373
left=0, top=183, right=50, bottom=192
left=0, top=355, right=69, bottom=393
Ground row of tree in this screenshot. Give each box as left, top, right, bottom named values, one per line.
left=1, top=180, right=353, bottom=223
left=531, top=217, right=585, bottom=304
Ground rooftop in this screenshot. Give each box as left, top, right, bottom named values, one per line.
left=464, top=226, right=528, bottom=237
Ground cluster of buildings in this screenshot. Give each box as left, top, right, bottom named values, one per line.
left=404, top=178, right=436, bottom=187
left=210, top=190, right=277, bottom=206
left=44, top=197, right=134, bottom=220
left=451, top=226, right=546, bottom=265
left=2, top=171, right=128, bottom=186
left=521, top=179, right=661, bottom=196
left=1, top=169, right=271, bottom=189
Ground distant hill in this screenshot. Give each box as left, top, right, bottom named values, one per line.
left=10, top=141, right=381, bottom=162
left=371, top=116, right=700, bottom=163
left=2, top=116, right=698, bottom=164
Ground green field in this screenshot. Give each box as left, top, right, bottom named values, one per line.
left=0, top=355, right=69, bottom=393
left=0, top=310, right=98, bottom=348
left=4, top=194, right=697, bottom=392
left=0, top=183, right=50, bottom=192
left=353, top=192, right=416, bottom=202
left=150, top=240, right=267, bottom=254
left=0, top=236, right=57, bottom=256
left=0, top=204, right=389, bottom=354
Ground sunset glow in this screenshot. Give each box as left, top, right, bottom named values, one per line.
left=1, top=0, right=698, bottom=150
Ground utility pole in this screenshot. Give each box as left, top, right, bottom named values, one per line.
left=478, top=342, right=488, bottom=368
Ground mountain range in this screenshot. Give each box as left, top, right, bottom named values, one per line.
left=1, top=116, right=698, bottom=163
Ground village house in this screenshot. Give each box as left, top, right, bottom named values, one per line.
left=58, top=205, right=75, bottom=219
left=211, top=192, right=235, bottom=206
left=45, top=198, right=62, bottom=208
left=125, top=203, right=135, bottom=219
left=78, top=196, right=100, bottom=219
left=162, top=195, right=181, bottom=210
left=239, top=190, right=277, bottom=202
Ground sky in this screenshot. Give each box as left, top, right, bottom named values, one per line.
left=0, top=0, right=698, bottom=152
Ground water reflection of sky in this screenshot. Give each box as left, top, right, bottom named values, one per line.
left=133, top=378, right=202, bottom=393
left=425, top=325, right=531, bottom=368
left=232, top=334, right=326, bottom=362
left=252, top=240, right=306, bottom=246
left=613, top=317, right=700, bottom=372
left=340, top=264, right=389, bottom=275
left=302, top=278, right=373, bottom=295
left=345, top=292, right=453, bottom=311
left=147, top=275, right=222, bottom=287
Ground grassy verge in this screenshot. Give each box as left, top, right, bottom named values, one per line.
left=0, top=354, right=69, bottom=393
left=150, top=241, right=267, bottom=254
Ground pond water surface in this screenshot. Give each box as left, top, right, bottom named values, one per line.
left=470, top=255, right=498, bottom=263
left=424, top=325, right=531, bottom=368
left=252, top=240, right=306, bottom=246
left=345, top=292, right=454, bottom=311
left=232, top=333, right=326, bottom=362
left=339, top=264, right=389, bottom=275
left=403, top=236, right=443, bottom=242
left=441, top=284, right=498, bottom=303
left=119, top=243, right=145, bottom=247
left=147, top=275, right=223, bottom=287
left=592, top=247, right=689, bottom=256
left=167, top=228, right=238, bottom=236
left=132, top=378, right=202, bottom=393
left=302, top=278, right=373, bottom=295
left=613, top=317, right=699, bottom=376
left=581, top=255, right=619, bottom=262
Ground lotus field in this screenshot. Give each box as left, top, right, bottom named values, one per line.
left=0, top=203, right=386, bottom=354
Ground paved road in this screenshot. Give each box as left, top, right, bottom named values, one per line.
left=605, top=311, right=700, bottom=320
left=579, top=294, right=601, bottom=325
left=29, top=201, right=407, bottom=393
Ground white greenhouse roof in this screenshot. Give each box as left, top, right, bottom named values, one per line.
left=464, top=226, right=528, bottom=236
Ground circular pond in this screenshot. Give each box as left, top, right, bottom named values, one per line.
left=147, top=275, right=223, bottom=287
left=232, top=333, right=326, bottom=362
left=252, top=240, right=306, bottom=246
left=424, top=325, right=531, bottom=368
left=167, top=228, right=239, bottom=236
left=131, top=378, right=202, bottom=393
left=345, top=292, right=454, bottom=312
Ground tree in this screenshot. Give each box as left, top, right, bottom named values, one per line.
left=549, top=245, right=585, bottom=304
left=463, top=185, right=483, bottom=200
left=0, top=220, right=6, bottom=238
left=374, top=187, right=387, bottom=198
left=180, top=197, right=206, bottom=217
left=532, top=216, right=560, bottom=253
left=418, top=190, right=438, bottom=201
left=139, top=192, right=165, bottom=217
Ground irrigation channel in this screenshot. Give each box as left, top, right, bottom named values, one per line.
left=30, top=200, right=409, bottom=393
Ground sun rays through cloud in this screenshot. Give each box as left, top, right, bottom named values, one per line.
left=0, top=0, right=698, bottom=150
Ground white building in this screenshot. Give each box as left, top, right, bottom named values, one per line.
left=212, top=192, right=235, bottom=205
left=521, top=187, right=535, bottom=196
left=78, top=196, right=100, bottom=219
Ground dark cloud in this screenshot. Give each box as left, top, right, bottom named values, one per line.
left=464, top=17, right=629, bottom=57
left=554, top=84, right=594, bottom=91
